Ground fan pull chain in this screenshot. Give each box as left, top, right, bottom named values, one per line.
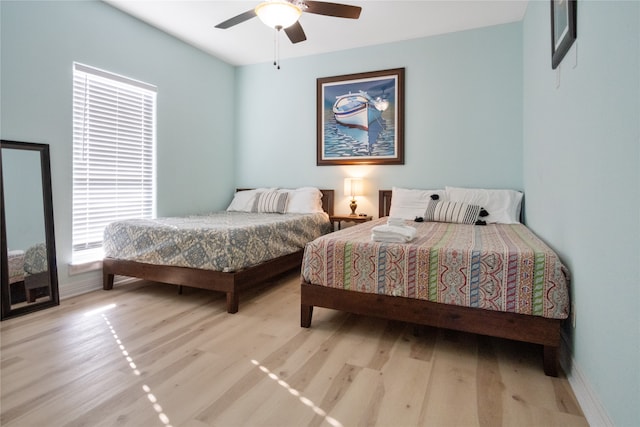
left=273, top=27, right=277, bottom=68
left=273, top=25, right=282, bottom=70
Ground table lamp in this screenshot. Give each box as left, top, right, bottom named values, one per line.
left=344, top=178, right=363, bottom=216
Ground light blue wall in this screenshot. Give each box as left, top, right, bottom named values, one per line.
left=523, top=1, right=639, bottom=426
left=235, top=23, right=523, bottom=216
left=2, top=148, right=46, bottom=250
left=1, top=0, right=236, bottom=295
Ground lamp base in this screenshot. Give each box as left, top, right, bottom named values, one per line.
left=349, top=199, right=357, bottom=216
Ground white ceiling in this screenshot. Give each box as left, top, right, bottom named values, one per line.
left=103, top=0, right=529, bottom=66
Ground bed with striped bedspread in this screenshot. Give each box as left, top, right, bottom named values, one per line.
left=302, top=218, right=569, bottom=320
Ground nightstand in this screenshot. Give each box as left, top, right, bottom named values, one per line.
left=330, top=214, right=373, bottom=230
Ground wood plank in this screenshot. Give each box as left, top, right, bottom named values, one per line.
left=1, top=271, right=587, bottom=427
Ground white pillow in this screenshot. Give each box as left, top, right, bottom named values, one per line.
left=445, top=186, right=523, bottom=224
left=281, top=187, right=324, bottom=214
left=389, top=187, right=445, bottom=220
left=226, top=188, right=273, bottom=212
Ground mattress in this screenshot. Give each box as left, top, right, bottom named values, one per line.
left=104, top=211, right=330, bottom=272
left=301, top=218, right=569, bottom=319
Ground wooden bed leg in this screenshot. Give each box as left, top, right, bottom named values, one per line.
left=301, top=305, right=313, bottom=328
left=543, top=345, right=559, bottom=377
left=226, top=292, right=239, bottom=314
left=103, top=272, right=115, bottom=290
left=26, top=289, right=36, bottom=303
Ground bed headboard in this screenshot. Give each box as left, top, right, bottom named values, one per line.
left=319, top=189, right=334, bottom=217
left=379, top=190, right=393, bottom=218
left=236, top=188, right=334, bottom=217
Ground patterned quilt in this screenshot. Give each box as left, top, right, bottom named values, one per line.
left=24, top=243, right=48, bottom=274
left=104, top=212, right=330, bottom=272
left=302, top=218, right=569, bottom=319
left=8, top=250, right=25, bottom=284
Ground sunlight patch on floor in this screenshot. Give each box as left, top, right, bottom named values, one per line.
left=251, top=359, right=343, bottom=427
left=102, top=313, right=173, bottom=427
left=83, top=303, right=117, bottom=316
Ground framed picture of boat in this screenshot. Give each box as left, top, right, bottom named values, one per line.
left=317, top=68, right=404, bottom=165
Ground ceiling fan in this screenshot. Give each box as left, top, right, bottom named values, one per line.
left=214, top=0, right=362, bottom=44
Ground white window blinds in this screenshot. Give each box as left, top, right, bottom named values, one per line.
left=72, top=63, right=157, bottom=263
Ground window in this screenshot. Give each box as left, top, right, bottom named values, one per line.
left=72, top=63, right=156, bottom=264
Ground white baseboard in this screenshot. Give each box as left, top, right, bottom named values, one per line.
left=560, top=332, right=614, bottom=426
left=59, top=274, right=138, bottom=300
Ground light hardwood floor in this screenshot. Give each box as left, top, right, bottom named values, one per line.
left=1, top=271, right=587, bottom=427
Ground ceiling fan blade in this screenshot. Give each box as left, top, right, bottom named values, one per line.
left=304, top=1, right=362, bottom=19
left=215, top=9, right=257, bottom=29
left=284, top=21, right=307, bottom=44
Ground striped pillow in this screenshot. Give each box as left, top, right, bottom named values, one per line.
left=251, top=191, right=289, bottom=213
left=425, top=199, right=486, bottom=225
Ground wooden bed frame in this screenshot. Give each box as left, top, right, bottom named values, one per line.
left=104, top=189, right=334, bottom=314
left=301, top=190, right=564, bottom=377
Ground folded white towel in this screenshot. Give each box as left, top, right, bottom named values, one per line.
left=386, top=217, right=406, bottom=227
left=371, top=235, right=411, bottom=243
left=371, top=224, right=417, bottom=243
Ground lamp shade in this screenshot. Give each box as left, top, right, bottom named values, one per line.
left=344, top=178, right=363, bottom=197
left=255, top=0, right=302, bottom=29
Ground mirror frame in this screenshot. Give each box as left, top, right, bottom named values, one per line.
left=1, top=140, right=59, bottom=320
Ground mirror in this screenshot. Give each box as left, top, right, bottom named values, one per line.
left=1, top=140, right=59, bottom=320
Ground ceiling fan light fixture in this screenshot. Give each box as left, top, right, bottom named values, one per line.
left=255, top=0, right=302, bottom=29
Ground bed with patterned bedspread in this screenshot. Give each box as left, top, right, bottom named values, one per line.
left=104, top=212, right=330, bottom=273
left=300, top=188, right=570, bottom=376
left=103, top=188, right=334, bottom=313
left=302, top=218, right=569, bottom=318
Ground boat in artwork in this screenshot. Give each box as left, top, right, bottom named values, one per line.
left=332, top=91, right=389, bottom=130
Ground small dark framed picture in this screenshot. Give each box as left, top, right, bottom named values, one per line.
left=551, top=0, right=577, bottom=69
left=317, top=68, right=404, bottom=166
